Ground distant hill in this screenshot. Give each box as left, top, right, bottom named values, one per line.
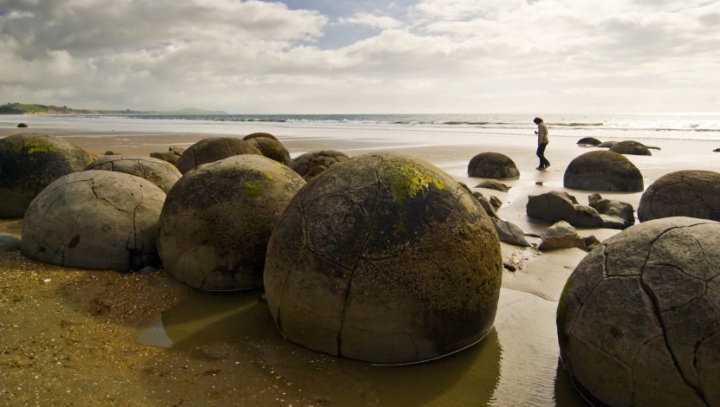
left=0, top=103, right=98, bottom=115
left=0, top=103, right=227, bottom=116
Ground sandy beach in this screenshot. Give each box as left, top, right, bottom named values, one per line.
left=2, top=118, right=719, bottom=406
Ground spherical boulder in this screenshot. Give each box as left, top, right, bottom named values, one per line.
left=85, top=155, right=182, bottom=193
left=557, top=217, right=720, bottom=407
left=175, top=137, right=261, bottom=174
left=243, top=132, right=278, bottom=141
left=638, top=170, right=720, bottom=222
left=577, top=137, right=602, bottom=146
left=467, top=152, right=520, bottom=179
left=564, top=151, right=643, bottom=192
left=609, top=140, right=652, bottom=156
left=265, top=152, right=502, bottom=364
left=0, top=134, right=92, bottom=219
left=17, top=123, right=28, bottom=128
left=157, top=155, right=305, bottom=291
left=246, top=137, right=290, bottom=165
left=21, top=171, right=165, bottom=272
left=288, top=150, right=350, bottom=181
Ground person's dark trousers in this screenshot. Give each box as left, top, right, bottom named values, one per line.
left=536, top=143, right=550, bottom=168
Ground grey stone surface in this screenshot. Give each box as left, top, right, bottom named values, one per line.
left=577, top=137, right=602, bottom=146
left=474, top=180, right=511, bottom=192
left=0, top=234, right=21, bottom=251
left=0, top=134, right=92, bottom=219
left=557, top=217, right=720, bottom=407
left=538, top=221, right=599, bottom=251
left=491, top=218, right=530, bottom=247
left=150, top=146, right=185, bottom=167
left=21, top=171, right=165, bottom=272
left=588, top=193, right=635, bottom=229
left=467, top=152, right=520, bottom=179
left=564, top=151, right=644, bottom=192
left=85, top=155, right=182, bottom=193
left=265, top=152, right=502, bottom=364
left=157, top=155, right=305, bottom=291
left=638, top=170, right=720, bottom=222
left=175, top=137, right=262, bottom=174
left=597, top=141, right=618, bottom=148
left=246, top=137, right=290, bottom=165
left=609, top=140, right=652, bottom=156
left=288, top=150, right=350, bottom=181
left=526, top=191, right=605, bottom=228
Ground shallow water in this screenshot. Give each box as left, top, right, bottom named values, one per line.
left=139, top=288, right=588, bottom=407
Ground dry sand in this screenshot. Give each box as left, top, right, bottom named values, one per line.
left=2, top=123, right=718, bottom=406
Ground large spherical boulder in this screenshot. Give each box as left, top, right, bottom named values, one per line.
left=564, top=151, right=643, bottom=192
left=557, top=217, right=720, bottom=407
left=85, top=155, right=182, bottom=193
left=21, top=171, right=165, bottom=272
left=265, top=152, right=502, bottom=364
left=638, top=170, right=720, bottom=222
left=467, top=152, right=520, bottom=179
left=288, top=150, right=350, bottom=181
left=243, top=132, right=278, bottom=141
left=157, top=155, right=305, bottom=291
left=246, top=137, right=290, bottom=165
left=175, top=137, right=261, bottom=174
left=609, top=140, right=652, bottom=156
left=0, top=134, right=92, bottom=218
left=577, top=137, right=602, bottom=146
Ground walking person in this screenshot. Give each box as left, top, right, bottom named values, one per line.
left=534, top=117, right=550, bottom=170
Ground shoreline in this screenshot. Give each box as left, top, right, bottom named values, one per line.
left=2, top=119, right=718, bottom=406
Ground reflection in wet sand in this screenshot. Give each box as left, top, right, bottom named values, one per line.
left=139, top=288, right=587, bottom=406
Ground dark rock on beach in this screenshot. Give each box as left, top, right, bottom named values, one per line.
left=638, top=170, right=720, bottom=222
left=588, top=193, right=635, bottom=229
left=557, top=217, right=720, bottom=407
left=175, top=137, right=262, bottom=174
left=21, top=171, right=165, bottom=272
left=538, top=221, right=600, bottom=251
left=0, top=133, right=92, bottom=219
left=0, top=233, right=21, bottom=251
left=491, top=218, right=530, bottom=247
left=243, top=132, right=279, bottom=141
left=596, top=141, right=617, bottom=148
left=576, top=137, right=602, bottom=146
left=564, top=151, right=644, bottom=192
left=17, top=123, right=28, bottom=128
left=527, top=191, right=604, bottom=228
left=474, top=180, right=511, bottom=192
left=157, top=155, right=305, bottom=291
left=264, top=152, right=502, bottom=364
left=85, top=155, right=182, bottom=193
left=467, top=152, right=520, bottom=179
left=288, top=150, right=350, bottom=181
left=246, top=136, right=290, bottom=165
left=609, top=140, right=652, bottom=156
left=150, top=146, right=185, bottom=167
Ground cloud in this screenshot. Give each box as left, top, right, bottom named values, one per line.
left=336, top=12, right=403, bottom=29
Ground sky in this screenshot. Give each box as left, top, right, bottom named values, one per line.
left=0, top=0, right=719, bottom=114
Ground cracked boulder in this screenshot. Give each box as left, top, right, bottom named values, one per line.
left=588, top=193, right=636, bottom=229
left=85, top=155, right=182, bottom=193
left=289, top=150, right=350, bottom=181
left=0, top=133, right=92, bottom=218
left=557, top=217, right=720, bottom=407
left=467, top=152, right=520, bottom=179
left=20, top=171, right=165, bottom=272
left=157, top=155, right=305, bottom=291
left=527, top=191, right=605, bottom=228
left=564, top=151, right=644, bottom=192
left=264, top=152, right=502, bottom=364
left=638, top=170, right=720, bottom=223
left=175, top=137, right=262, bottom=174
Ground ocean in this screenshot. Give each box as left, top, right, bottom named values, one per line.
left=3, top=112, right=720, bottom=142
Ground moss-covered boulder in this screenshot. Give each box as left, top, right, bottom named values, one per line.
left=609, top=140, right=652, bottom=156
left=157, top=155, right=305, bottom=291
left=638, top=170, right=720, bottom=222
left=85, top=155, right=182, bottom=193
left=564, top=151, right=643, bottom=192
left=246, top=137, right=290, bottom=165
left=289, top=150, right=350, bottom=181
left=21, top=171, right=165, bottom=272
left=557, top=217, right=720, bottom=407
left=175, top=137, right=261, bottom=174
left=467, top=152, right=520, bottom=179
left=0, top=134, right=92, bottom=218
left=265, top=152, right=502, bottom=364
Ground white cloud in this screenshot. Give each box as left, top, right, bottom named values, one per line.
left=336, top=12, right=404, bottom=29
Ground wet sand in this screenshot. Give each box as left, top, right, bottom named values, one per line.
left=2, top=122, right=718, bottom=406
